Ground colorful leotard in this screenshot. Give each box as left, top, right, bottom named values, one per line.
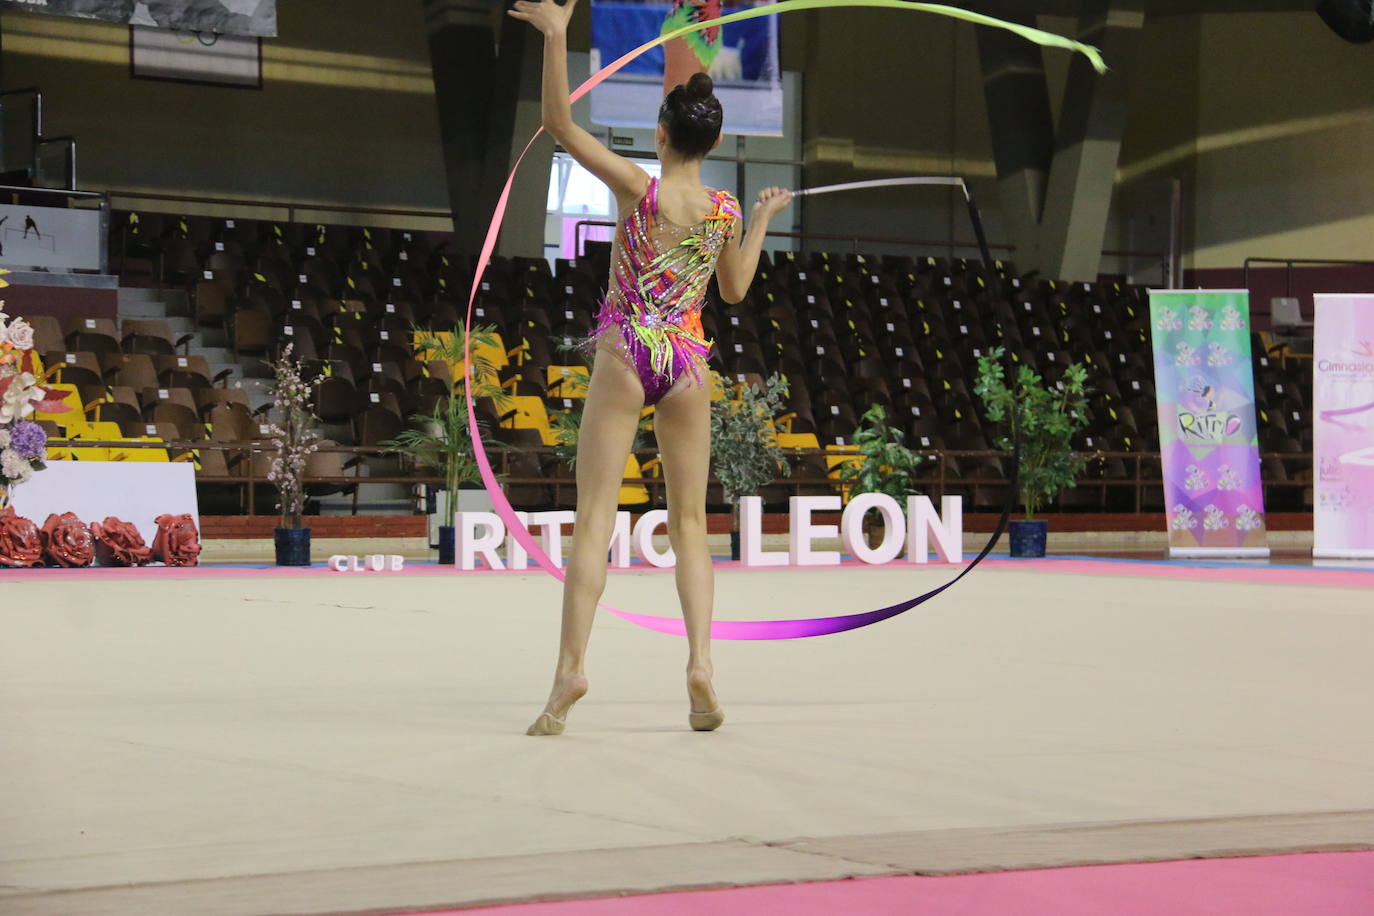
left=589, top=175, right=741, bottom=406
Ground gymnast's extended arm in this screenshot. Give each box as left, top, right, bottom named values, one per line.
left=509, top=0, right=649, bottom=211
left=715, top=186, right=791, bottom=303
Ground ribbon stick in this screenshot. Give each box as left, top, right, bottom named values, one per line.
left=792, top=176, right=973, bottom=198
left=464, top=0, right=1088, bottom=639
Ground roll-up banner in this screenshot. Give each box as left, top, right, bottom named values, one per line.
left=1148, top=290, right=1270, bottom=557
left=1313, top=293, right=1374, bottom=559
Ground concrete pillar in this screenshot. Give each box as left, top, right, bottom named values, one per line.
left=976, top=6, right=1056, bottom=274
left=1039, top=1, right=1145, bottom=281
left=483, top=14, right=556, bottom=259
left=425, top=0, right=499, bottom=255
left=975, top=1, right=1143, bottom=282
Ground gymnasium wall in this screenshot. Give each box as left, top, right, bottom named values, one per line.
left=795, top=10, right=1004, bottom=262
left=4, top=5, right=1373, bottom=273
left=0, top=0, right=449, bottom=217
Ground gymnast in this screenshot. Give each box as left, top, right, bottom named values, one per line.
left=507, top=0, right=791, bottom=735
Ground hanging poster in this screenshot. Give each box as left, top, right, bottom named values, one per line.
left=0, top=0, right=277, bottom=38
left=590, top=0, right=783, bottom=136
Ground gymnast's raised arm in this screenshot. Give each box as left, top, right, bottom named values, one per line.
left=508, top=0, right=649, bottom=212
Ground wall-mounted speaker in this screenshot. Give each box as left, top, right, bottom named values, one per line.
left=1317, top=0, right=1374, bottom=43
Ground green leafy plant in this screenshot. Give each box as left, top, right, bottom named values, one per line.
left=973, top=346, right=1091, bottom=520
left=383, top=322, right=510, bottom=525
left=836, top=404, right=924, bottom=502
left=549, top=402, right=653, bottom=471
left=709, top=372, right=791, bottom=506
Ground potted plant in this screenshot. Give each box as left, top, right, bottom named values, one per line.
left=265, top=344, right=321, bottom=566
left=836, top=404, right=924, bottom=547
left=708, top=372, right=791, bottom=559
left=973, top=346, right=1091, bottom=557
left=384, top=323, right=508, bottom=564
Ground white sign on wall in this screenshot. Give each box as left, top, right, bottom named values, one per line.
left=132, top=26, right=262, bottom=88
left=0, top=203, right=103, bottom=272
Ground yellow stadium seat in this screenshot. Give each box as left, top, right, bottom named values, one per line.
left=413, top=330, right=505, bottom=388
left=504, top=395, right=550, bottom=435
left=618, top=454, right=650, bottom=506
left=777, top=432, right=820, bottom=450
left=546, top=365, right=589, bottom=398
left=825, top=444, right=861, bottom=477
left=107, top=434, right=170, bottom=463
left=34, top=384, right=90, bottom=437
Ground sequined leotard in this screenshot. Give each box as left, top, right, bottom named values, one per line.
left=589, top=175, right=741, bottom=405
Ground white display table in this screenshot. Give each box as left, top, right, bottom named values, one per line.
left=9, top=461, right=199, bottom=545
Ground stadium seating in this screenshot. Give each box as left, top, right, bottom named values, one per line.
left=102, top=209, right=1316, bottom=514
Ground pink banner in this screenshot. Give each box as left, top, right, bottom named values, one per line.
left=1313, top=294, right=1374, bottom=558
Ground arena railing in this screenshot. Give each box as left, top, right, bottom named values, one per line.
left=572, top=218, right=1166, bottom=271
left=43, top=438, right=1312, bottom=518
left=1241, top=256, right=1374, bottom=322
left=103, top=189, right=452, bottom=228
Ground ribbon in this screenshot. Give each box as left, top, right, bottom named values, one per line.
left=464, top=0, right=1085, bottom=639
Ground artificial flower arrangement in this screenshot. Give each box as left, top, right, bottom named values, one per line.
left=0, top=287, right=201, bottom=569
left=0, top=295, right=71, bottom=506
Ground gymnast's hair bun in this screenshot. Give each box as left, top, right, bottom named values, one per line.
left=685, top=72, right=714, bottom=100
left=658, top=72, right=723, bottom=159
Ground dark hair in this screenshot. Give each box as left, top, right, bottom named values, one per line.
left=658, top=72, right=723, bottom=159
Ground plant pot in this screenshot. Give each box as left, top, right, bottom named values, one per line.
left=274, top=527, right=312, bottom=566
left=438, top=524, right=456, bottom=565
left=1008, top=519, right=1048, bottom=558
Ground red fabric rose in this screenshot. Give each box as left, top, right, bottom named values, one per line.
left=152, top=513, right=201, bottom=567
left=0, top=507, right=42, bottom=567
left=40, top=512, right=95, bottom=568
left=91, top=517, right=153, bottom=567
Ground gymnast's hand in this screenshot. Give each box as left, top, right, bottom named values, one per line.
left=508, top=0, right=576, bottom=37
left=753, top=186, right=792, bottom=222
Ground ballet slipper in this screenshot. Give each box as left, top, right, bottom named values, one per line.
left=688, top=708, right=724, bottom=732
left=526, top=712, right=566, bottom=736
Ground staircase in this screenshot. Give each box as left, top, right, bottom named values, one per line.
left=115, top=286, right=414, bottom=517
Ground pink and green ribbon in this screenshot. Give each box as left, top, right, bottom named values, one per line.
left=464, top=0, right=1094, bottom=639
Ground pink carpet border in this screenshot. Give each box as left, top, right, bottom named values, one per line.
left=412, top=850, right=1374, bottom=916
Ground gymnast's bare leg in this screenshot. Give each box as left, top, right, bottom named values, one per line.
left=651, top=375, right=719, bottom=719
left=527, top=344, right=642, bottom=734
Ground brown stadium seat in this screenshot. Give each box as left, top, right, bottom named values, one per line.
left=229, top=309, right=273, bottom=360
left=155, top=354, right=221, bottom=388
left=141, top=387, right=199, bottom=429
left=84, top=386, right=142, bottom=427
left=123, top=318, right=193, bottom=356
left=44, top=351, right=105, bottom=389
left=110, top=353, right=160, bottom=391
left=195, top=386, right=252, bottom=416
left=193, top=278, right=233, bottom=327
left=64, top=317, right=121, bottom=355
left=27, top=315, right=65, bottom=354
left=206, top=402, right=255, bottom=443
left=354, top=405, right=404, bottom=447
